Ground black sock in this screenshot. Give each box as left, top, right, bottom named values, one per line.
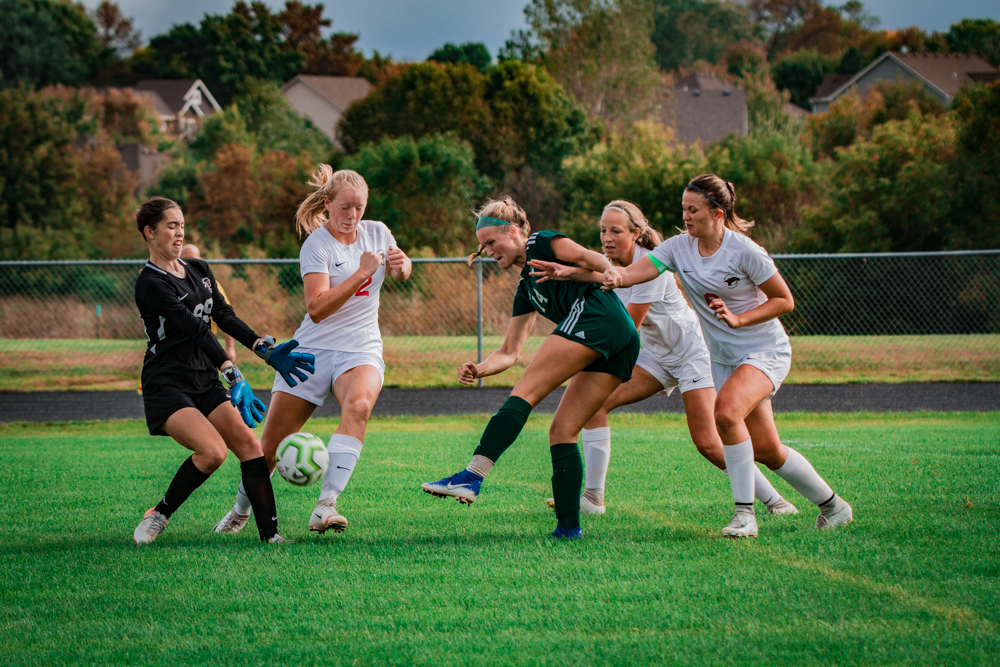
left=155, top=456, right=211, bottom=518
left=472, top=396, right=532, bottom=463
left=550, top=443, right=583, bottom=530
left=241, top=456, right=278, bottom=541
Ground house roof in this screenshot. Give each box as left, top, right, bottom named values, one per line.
left=783, top=102, right=811, bottom=117
left=812, top=74, right=854, bottom=101
left=133, top=79, right=222, bottom=116
left=663, top=73, right=747, bottom=144
left=811, top=51, right=999, bottom=103
left=282, top=75, right=373, bottom=112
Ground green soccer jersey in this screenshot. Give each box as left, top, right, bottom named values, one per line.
left=512, top=230, right=596, bottom=321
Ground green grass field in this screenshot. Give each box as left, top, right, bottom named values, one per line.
left=1, top=412, right=998, bottom=666
left=2, top=334, right=999, bottom=391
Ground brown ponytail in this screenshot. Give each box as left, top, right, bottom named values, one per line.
left=686, top=174, right=754, bottom=235
left=135, top=197, right=178, bottom=236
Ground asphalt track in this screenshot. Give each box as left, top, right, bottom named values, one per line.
left=1, top=384, right=997, bottom=423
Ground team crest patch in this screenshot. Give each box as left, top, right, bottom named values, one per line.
left=724, top=275, right=740, bottom=289
left=202, top=277, right=212, bottom=290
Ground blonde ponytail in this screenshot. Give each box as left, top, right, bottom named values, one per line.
left=294, top=165, right=369, bottom=236
left=467, top=196, right=532, bottom=266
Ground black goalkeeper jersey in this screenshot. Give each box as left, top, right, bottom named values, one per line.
left=135, top=258, right=259, bottom=392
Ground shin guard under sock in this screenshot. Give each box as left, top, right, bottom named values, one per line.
left=550, top=442, right=583, bottom=530
left=155, top=456, right=211, bottom=518
left=240, top=456, right=278, bottom=541
left=472, top=396, right=532, bottom=464
left=774, top=448, right=834, bottom=506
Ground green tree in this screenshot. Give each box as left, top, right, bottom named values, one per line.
left=947, top=18, right=1000, bottom=66
left=562, top=122, right=708, bottom=247
left=428, top=42, right=492, bottom=72
left=771, top=49, right=836, bottom=108
left=230, top=78, right=331, bottom=160
left=343, top=134, right=489, bottom=253
left=525, top=0, right=661, bottom=127
left=949, top=81, right=1000, bottom=248
left=651, top=0, right=759, bottom=72
left=0, top=0, right=103, bottom=88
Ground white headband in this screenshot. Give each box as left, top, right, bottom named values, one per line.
left=603, top=205, right=629, bottom=216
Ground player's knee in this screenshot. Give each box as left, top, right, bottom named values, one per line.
left=714, top=403, right=742, bottom=433
left=200, top=447, right=228, bottom=472
left=343, top=396, right=374, bottom=425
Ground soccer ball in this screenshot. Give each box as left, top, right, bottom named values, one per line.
left=275, top=432, right=329, bottom=486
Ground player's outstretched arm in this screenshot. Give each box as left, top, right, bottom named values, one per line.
left=386, top=246, right=412, bottom=281
left=602, top=256, right=661, bottom=290
left=548, top=236, right=614, bottom=275
left=253, top=336, right=316, bottom=387
left=457, top=312, right=537, bottom=385
left=527, top=260, right=604, bottom=284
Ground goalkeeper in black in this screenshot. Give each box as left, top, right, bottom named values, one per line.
left=132, top=197, right=315, bottom=545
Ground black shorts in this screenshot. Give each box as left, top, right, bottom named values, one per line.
left=142, top=380, right=230, bottom=436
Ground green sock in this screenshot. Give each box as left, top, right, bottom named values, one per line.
left=472, top=396, right=532, bottom=463
left=550, top=442, right=583, bottom=530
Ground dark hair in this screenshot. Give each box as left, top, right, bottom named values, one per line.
left=136, top=197, right=179, bottom=236
left=686, top=174, right=754, bottom=235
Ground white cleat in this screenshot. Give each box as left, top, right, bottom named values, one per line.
left=133, top=508, right=168, bottom=544
left=765, top=497, right=799, bottom=516
left=722, top=506, right=758, bottom=538
left=266, top=534, right=295, bottom=544
left=212, top=509, right=250, bottom=533
left=816, top=495, right=853, bottom=530
left=545, top=495, right=607, bottom=515
left=308, top=498, right=348, bottom=534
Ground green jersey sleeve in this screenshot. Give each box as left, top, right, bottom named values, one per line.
left=525, top=230, right=566, bottom=264
left=512, top=277, right=534, bottom=317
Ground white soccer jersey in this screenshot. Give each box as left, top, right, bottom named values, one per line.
left=648, top=229, right=790, bottom=365
left=613, top=246, right=706, bottom=368
left=292, top=220, right=396, bottom=355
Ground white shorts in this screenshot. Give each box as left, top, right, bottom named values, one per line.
left=710, top=348, right=792, bottom=401
left=634, top=346, right=714, bottom=396
left=271, top=348, right=385, bottom=407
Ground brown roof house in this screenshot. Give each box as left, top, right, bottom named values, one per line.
left=660, top=73, right=748, bottom=145
left=810, top=51, right=1000, bottom=112
left=281, top=75, right=374, bottom=147
left=130, top=79, right=222, bottom=139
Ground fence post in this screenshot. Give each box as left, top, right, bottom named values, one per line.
left=476, top=259, right=483, bottom=388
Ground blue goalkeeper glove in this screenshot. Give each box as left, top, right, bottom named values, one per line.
left=254, top=336, right=316, bottom=388
left=222, top=365, right=266, bottom=428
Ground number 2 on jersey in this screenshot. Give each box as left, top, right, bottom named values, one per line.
left=355, top=276, right=372, bottom=297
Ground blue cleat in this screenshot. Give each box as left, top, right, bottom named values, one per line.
left=421, top=469, right=483, bottom=505
left=549, top=525, right=583, bottom=540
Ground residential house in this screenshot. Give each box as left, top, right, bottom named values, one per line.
left=130, top=79, right=222, bottom=138
left=660, top=73, right=748, bottom=145
left=810, top=51, right=1000, bottom=113
left=281, top=75, right=373, bottom=146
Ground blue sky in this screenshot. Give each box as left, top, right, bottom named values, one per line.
left=85, top=0, right=1000, bottom=62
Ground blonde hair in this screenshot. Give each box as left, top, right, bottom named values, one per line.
left=602, top=200, right=663, bottom=256
left=467, top=196, right=532, bottom=266
left=294, top=165, right=370, bottom=236
left=686, top=173, right=754, bottom=235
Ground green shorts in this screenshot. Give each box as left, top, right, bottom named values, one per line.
left=550, top=290, right=640, bottom=380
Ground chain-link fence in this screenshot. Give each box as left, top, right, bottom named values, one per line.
left=1, top=251, right=997, bottom=391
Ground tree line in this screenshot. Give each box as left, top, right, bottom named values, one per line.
left=1, top=0, right=999, bottom=260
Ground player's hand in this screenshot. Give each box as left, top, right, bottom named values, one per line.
left=527, top=259, right=572, bottom=283
left=457, top=361, right=479, bottom=385
left=231, top=379, right=266, bottom=428
left=358, top=250, right=383, bottom=278
left=707, top=296, right=741, bottom=328
left=387, top=246, right=409, bottom=273
left=602, top=267, right=623, bottom=291
left=257, top=337, right=316, bottom=387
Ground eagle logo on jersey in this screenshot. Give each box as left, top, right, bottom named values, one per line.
left=202, top=277, right=212, bottom=291
left=724, top=275, right=740, bottom=289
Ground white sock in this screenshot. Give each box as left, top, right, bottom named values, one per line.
left=318, top=434, right=364, bottom=503
left=753, top=466, right=782, bottom=506
left=582, top=427, right=611, bottom=492
left=774, top=448, right=835, bottom=506
left=233, top=469, right=274, bottom=515
left=722, top=439, right=755, bottom=506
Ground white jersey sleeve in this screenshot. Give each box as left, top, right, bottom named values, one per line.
left=291, top=221, right=397, bottom=355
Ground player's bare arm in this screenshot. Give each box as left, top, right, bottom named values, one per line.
left=304, top=250, right=383, bottom=323
left=603, top=255, right=660, bottom=290
left=458, top=312, right=537, bottom=384
left=386, top=246, right=412, bottom=281
left=548, top=236, right=613, bottom=274
left=708, top=272, right=794, bottom=329
left=527, top=260, right=603, bottom=284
